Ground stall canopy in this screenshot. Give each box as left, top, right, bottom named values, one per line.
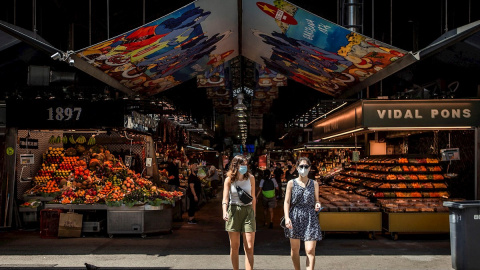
left=312, top=99, right=480, bottom=141
left=68, top=0, right=414, bottom=98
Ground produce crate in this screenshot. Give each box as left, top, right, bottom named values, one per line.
left=40, top=209, right=63, bottom=239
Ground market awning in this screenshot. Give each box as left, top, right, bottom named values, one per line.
left=69, top=0, right=414, bottom=97
left=312, top=99, right=480, bottom=141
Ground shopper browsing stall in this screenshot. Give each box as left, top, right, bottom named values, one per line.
left=222, top=155, right=256, bottom=270
left=187, top=163, right=202, bottom=224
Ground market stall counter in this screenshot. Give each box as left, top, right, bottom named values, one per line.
left=312, top=99, right=480, bottom=238
left=318, top=186, right=382, bottom=239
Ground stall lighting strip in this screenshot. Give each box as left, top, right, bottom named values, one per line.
left=321, top=128, right=365, bottom=140
left=306, top=102, right=348, bottom=126
left=187, top=146, right=204, bottom=151
left=368, top=126, right=473, bottom=131
left=293, top=146, right=362, bottom=151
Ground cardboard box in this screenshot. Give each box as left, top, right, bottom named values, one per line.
left=58, top=212, right=83, bottom=237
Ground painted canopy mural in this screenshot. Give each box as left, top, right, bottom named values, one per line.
left=242, top=0, right=410, bottom=96
left=75, top=0, right=238, bottom=95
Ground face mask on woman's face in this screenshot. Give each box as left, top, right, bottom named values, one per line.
left=297, top=164, right=310, bottom=177
left=238, top=165, right=248, bottom=175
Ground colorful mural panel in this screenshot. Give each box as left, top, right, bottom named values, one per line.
left=76, top=0, right=238, bottom=95
left=255, top=63, right=287, bottom=88
left=242, top=0, right=409, bottom=96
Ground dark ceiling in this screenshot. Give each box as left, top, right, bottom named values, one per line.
left=1, top=0, right=480, bottom=144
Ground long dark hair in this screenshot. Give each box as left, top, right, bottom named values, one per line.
left=227, top=155, right=249, bottom=180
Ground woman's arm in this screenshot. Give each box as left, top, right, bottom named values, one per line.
left=222, top=176, right=231, bottom=221
left=256, top=179, right=263, bottom=198
left=314, top=181, right=321, bottom=211
left=250, top=174, right=256, bottom=216
left=284, top=180, right=293, bottom=229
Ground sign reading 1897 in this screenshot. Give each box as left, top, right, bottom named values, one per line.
left=47, top=107, right=82, bottom=121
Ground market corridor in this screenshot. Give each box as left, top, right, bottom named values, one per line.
left=0, top=192, right=452, bottom=269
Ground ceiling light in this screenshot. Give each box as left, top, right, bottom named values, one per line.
left=238, top=119, right=247, bottom=123
left=236, top=111, right=247, bottom=118
left=234, top=103, right=247, bottom=111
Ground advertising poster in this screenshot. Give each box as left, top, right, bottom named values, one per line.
left=242, top=0, right=409, bottom=96
left=76, top=0, right=238, bottom=95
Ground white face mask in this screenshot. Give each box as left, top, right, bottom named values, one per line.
left=297, top=167, right=310, bottom=177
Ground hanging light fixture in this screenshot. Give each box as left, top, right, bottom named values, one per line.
left=236, top=111, right=247, bottom=118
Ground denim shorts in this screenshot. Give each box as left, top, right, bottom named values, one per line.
left=225, top=204, right=256, bottom=233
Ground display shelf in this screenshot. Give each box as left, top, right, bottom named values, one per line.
left=332, top=157, right=450, bottom=199
left=382, top=212, right=449, bottom=240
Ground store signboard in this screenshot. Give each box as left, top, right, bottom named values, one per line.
left=124, top=111, right=157, bottom=133
left=312, top=102, right=362, bottom=140
left=363, top=100, right=480, bottom=128
left=7, top=100, right=125, bottom=129
left=19, top=138, right=38, bottom=149
left=440, top=148, right=460, bottom=161
left=313, top=100, right=480, bottom=140
left=258, top=154, right=267, bottom=169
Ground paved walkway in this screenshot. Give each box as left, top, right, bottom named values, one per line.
left=0, top=194, right=453, bottom=270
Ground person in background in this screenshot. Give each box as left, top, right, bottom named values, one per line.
left=256, top=169, right=279, bottom=229
left=273, top=163, right=284, bottom=184
left=187, top=163, right=202, bottom=224
left=222, top=155, right=256, bottom=270
left=284, top=157, right=322, bottom=270
left=273, top=162, right=285, bottom=199
left=285, top=160, right=299, bottom=182
left=166, top=157, right=180, bottom=191
left=207, top=165, right=220, bottom=197
left=308, top=160, right=319, bottom=180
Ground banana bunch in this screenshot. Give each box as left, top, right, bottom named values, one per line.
left=87, top=136, right=96, bottom=145
left=76, top=135, right=86, bottom=144
left=49, top=136, right=62, bottom=144
left=62, top=136, right=68, bottom=144
left=69, top=135, right=76, bottom=144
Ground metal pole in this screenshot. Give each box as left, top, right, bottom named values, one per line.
left=372, top=0, right=374, bottom=38
left=445, top=0, right=448, bottom=33
left=475, top=127, right=480, bottom=200
left=107, top=0, right=110, bottom=39
left=390, top=0, right=393, bottom=44
left=89, top=0, right=91, bottom=45
left=143, top=0, right=146, bottom=24
left=337, top=0, right=341, bottom=25
left=469, top=0, right=471, bottom=23
left=13, top=0, right=16, bottom=25
left=32, top=0, right=37, bottom=35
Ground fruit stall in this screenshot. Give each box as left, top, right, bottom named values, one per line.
left=311, top=99, right=480, bottom=238
left=7, top=100, right=190, bottom=236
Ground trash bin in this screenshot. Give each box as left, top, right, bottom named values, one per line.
left=443, top=201, right=480, bottom=270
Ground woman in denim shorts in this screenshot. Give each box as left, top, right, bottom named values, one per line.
left=222, top=155, right=256, bottom=270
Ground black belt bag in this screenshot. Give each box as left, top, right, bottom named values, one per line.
left=236, top=185, right=253, bottom=204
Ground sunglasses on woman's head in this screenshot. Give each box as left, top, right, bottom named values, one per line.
left=298, top=165, right=310, bottom=169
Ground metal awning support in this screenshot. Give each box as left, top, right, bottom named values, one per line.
left=0, top=20, right=135, bottom=96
